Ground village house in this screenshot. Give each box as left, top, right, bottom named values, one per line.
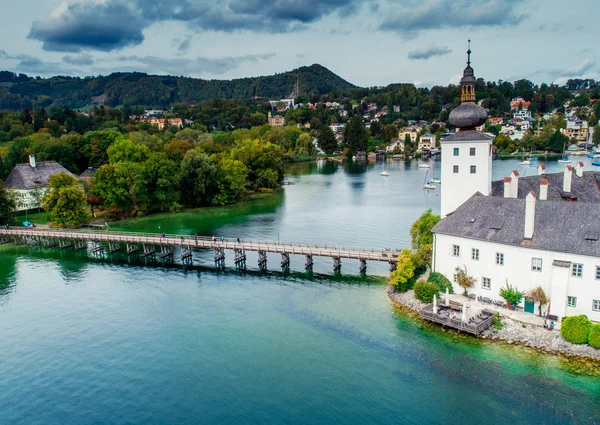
left=510, top=97, right=531, bottom=110
left=386, top=140, right=405, bottom=153
left=488, top=117, right=504, bottom=126
left=139, top=117, right=183, bottom=130
left=399, top=128, right=418, bottom=143
left=4, top=155, right=74, bottom=212
left=329, top=123, right=345, bottom=133
left=269, top=99, right=295, bottom=111
left=418, top=133, right=436, bottom=151
left=433, top=53, right=600, bottom=323
left=267, top=112, right=286, bottom=127
left=563, top=119, right=589, bottom=141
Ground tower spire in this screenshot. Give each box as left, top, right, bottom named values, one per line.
left=467, top=39, right=471, bottom=66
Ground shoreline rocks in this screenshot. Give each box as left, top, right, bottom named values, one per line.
left=387, top=285, right=600, bottom=363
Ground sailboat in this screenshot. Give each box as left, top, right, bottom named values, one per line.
left=558, top=143, right=571, bottom=164
left=518, top=150, right=531, bottom=165
left=423, top=170, right=436, bottom=189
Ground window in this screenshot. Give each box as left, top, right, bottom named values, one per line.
left=567, top=296, right=577, bottom=307
left=593, top=300, right=600, bottom=312
left=470, top=165, right=477, bottom=174
left=452, top=245, right=460, bottom=257
left=572, top=263, right=583, bottom=277
left=482, top=277, right=491, bottom=290
left=532, top=258, right=543, bottom=272
left=596, top=266, right=600, bottom=280
left=453, top=165, right=459, bottom=174
left=472, top=248, right=479, bottom=261
left=453, top=148, right=459, bottom=156
left=470, top=147, right=476, bottom=156
left=496, top=253, right=504, bottom=266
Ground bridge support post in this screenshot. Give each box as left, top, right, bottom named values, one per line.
left=143, top=244, right=156, bottom=260
left=360, top=259, right=367, bottom=274
left=181, top=246, right=193, bottom=265
left=91, top=242, right=103, bottom=255
left=281, top=253, right=290, bottom=270
left=333, top=257, right=341, bottom=272
left=0, top=235, right=12, bottom=244
left=42, top=238, right=56, bottom=248
left=389, top=261, right=397, bottom=272
left=234, top=248, right=246, bottom=270
left=109, top=242, right=120, bottom=254
left=58, top=239, right=72, bottom=250
left=160, top=245, right=174, bottom=262
left=214, top=248, right=225, bottom=269
left=127, top=244, right=139, bottom=256
left=305, top=254, right=313, bottom=270
left=258, top=251, right=267, bottom=271
left=75, top=240, right=88, bottom=251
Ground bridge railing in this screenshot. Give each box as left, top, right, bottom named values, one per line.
left=0, top=227, right=401, bottom=260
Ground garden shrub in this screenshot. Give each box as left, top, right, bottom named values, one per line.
left=428, top=272, right=454, bottom=294
left=588, top=324, right=600, bottom=349
left=560, top=315, right=591, bottom=344
left=414, top=281, right=440, bottom=304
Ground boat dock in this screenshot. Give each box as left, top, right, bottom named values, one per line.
left=419, top=306, right=497, bottom=336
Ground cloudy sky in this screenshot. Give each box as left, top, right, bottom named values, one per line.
left=0, top=0, right=597, bottom=87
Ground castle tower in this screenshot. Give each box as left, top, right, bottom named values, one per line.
left=440, top=41, right=493, bottom=217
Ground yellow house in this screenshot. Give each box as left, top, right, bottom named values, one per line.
left=399, top=129, right=418, bottom=143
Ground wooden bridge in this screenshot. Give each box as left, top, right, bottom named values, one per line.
left=0, top=228, right=399, bottom=273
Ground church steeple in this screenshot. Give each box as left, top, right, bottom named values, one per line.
left=460, top=40, right=476, bottom=102
left=449, top=40, right=488, bottom=130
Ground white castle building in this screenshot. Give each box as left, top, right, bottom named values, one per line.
left=432, top=50, right=600, bottom=323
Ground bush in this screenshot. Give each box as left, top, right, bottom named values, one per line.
left=561, top=315, right=591, bottom=344
left=414, top=281, right=440, bottom=304
left=389, top=249, right=415, bottom=292
left=428, top=272, right=454, bottom=294
left=588, top=324, right=600, bottom=349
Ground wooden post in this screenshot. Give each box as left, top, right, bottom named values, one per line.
left=258, top=251, right=267, bottom=271
left=305, top=254, right=313, bottom=270
left=333, top=257, right=341, bottom=272
left=234, top=248, right=246, bottom=270
left=281, top=253, right=290, bottom=269
left=360, top=259, right=367, bottom=273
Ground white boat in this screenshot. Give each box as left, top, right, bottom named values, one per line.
left=430, top=178, right=441, bottom=184
left=380, top=171, right=390, bottom=176
left=519, top=160, right=531, bottom=165
left=423, top=170, right=436, bottom=189
left=558, top=143, right=571, bottom=164
left=418, top=164, right=431, bottom=169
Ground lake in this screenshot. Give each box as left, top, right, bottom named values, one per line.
left=1, top=156, right=599, bottom=424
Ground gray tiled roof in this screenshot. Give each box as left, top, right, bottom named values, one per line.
left=491, top=171, right=600, bottom=202
left=441, top=130, right=493, bottom=142
left=4, top=161, right=74, bottom=190
left=433, top=193, right=600, bottom=257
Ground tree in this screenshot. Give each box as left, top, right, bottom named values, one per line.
left=499, top=281, right=525, bottom=309
left=526, top=286, right=549, bottom=316
left=454, top=265, right=476, bottom=295
left=389, top=249, right=415, bottom=292
left=42, top=172, right=87, bottom=227
left=344, top=116, right=368, bottom=153
left=0, top=181, right=15, bottom=225
left=212, top=157, right=249, bottom=206
left=180, top=150, right=218, bottom=206
left=383, top=124, right=398, bottom=144
left=593, top=125, right=600, bottom=145
left=317, top=125, right=337, bottom=154
left=410, top=209, right=440, bottom=250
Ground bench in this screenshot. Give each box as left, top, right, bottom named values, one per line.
left=448, top=300, right=463, bottom=311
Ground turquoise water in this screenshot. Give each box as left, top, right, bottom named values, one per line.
left=1, top=158, right=599, bottom=424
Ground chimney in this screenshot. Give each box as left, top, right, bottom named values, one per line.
left=29, top=154, right=36, bottom=168
left=537, top=163, right=546, bottom=176
left=576, top=161, right=584, bottom=178
left=563, top=166, right=572, bottom=192
left=504, top=177, right=512, bottom=198
left=540, top=178, right=548, bottom=201
left=524, top=191, right=536, bottom=240
left=510, top=170, right=519, bottom=198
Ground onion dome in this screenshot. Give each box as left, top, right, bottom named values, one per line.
left=449, top=40, right=488, bottom=130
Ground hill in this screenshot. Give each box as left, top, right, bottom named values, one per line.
left=0, top=64, right=355, bottom=110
